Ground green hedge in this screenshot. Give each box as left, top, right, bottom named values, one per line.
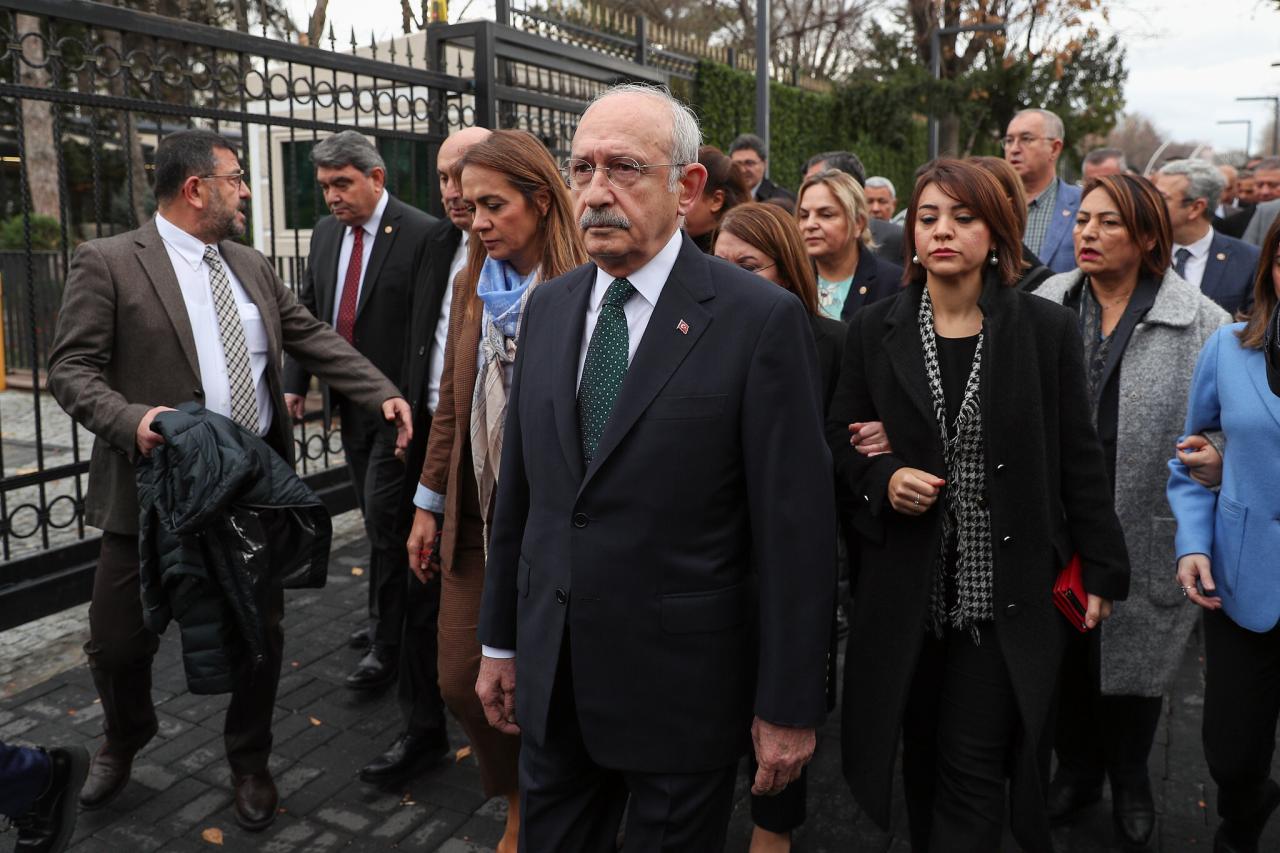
left=693, top=60, right=927, bottom=203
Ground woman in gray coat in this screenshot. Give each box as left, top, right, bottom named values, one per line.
left=1035, top=173, right=1230, bottom=850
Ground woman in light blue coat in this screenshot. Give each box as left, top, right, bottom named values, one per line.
left=1168, top=215, right=1280, bottom=853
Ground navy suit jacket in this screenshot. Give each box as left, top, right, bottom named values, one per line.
left=1198, top=229, right=1260, bottom=316
left=839, top=249, right=902, bottom=322
left=1037, top=178, right=1083, bottom=274
left=478, top=233, right=837, bottom=773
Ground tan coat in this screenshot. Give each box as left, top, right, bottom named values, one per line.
left=48, top=218, right=399, bottom=535
left=419, top=271, right=485, bottom=570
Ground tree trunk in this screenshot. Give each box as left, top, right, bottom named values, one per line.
left=940, top=113, right=961, bottom=158
left=309, top=0, right=330, bottom=44
left=16, top=15, right=60, bottom=220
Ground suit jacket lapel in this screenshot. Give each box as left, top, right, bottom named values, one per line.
left=552, top=266, right=593, bottom=482
left=135, top=221, right=201, bottom=380
left=841, top=249, right=877, bottom=322
left=315, top=217, right=342, bottom=323
left=579, top=238, right=712, bottom=495
left=358, top=196, right=401, bottom=317
left=1039, top=179, right=1073, bottom=263
left=1199, top=232, right=1227, bottom=303
left=882, top=281, right=935, bottom=427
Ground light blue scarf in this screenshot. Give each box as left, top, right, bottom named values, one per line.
left=475, top=256, right=538, bottom=339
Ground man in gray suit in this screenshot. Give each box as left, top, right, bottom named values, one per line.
left=48, top=129, right=412, bottom=832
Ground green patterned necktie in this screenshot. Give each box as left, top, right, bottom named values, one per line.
left=578, top=276, right=636, bottom=463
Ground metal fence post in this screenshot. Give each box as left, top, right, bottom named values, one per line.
left=635, top=14, right=647, bottom=66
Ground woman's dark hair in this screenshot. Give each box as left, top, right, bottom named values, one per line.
left=903, top=159, right=1024, bottom=288
left=1080, top=174, right=1173, bottom=281
left=1239, top=215, right=1280, bottom=349
left=716, top=202, right=820, bottom=317
left=154, top=129, right=237, bottom=203
left=698, top=145, right=750, bottom=216
left=969, top=155, right=1028, bottom=237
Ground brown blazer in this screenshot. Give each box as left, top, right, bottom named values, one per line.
left=419, top=270, right=485, bottom=570
left=48, top=218, right=400, bottom=535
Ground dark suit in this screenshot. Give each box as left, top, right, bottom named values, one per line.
left=827, top=278, right=1128, bottom=850
left=479, top=234, right=836, bottom=848
left=1016, top=244, right=1054, bottom=293
left=867, top=218, right=904, bottom=267
left=47, top=218, right=398, bottom=772
left=1215, top=204, right=1254, bottom=239
left=754, top=176, right=796, bottom=205
left=284, top=193, right=437, bottom=647
left=1197, top=229, right=1261, bottom=316
left=840, top=249, right=902, bottom=322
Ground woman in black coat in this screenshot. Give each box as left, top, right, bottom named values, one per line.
left=827, top=160, right=1130, bottom=851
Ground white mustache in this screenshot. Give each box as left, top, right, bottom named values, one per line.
left=579, top=208, right=631, bottom=230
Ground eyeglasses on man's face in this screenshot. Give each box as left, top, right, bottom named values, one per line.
left=561, top=157, right=685, bottom=190
left=200, top=170, right=246, bottom=189
left=1000, top=134, right=1055, bottom=150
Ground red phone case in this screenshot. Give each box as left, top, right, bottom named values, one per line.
left=1054, top=553, right=1089, bottom=632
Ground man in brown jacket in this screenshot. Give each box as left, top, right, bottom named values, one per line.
left=47, top=129, right=412, bottom=832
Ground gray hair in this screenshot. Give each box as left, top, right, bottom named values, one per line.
left=311, top=130, right=386, bottom=175
left=1084, top=147, right=1128, bottom=171
left=866, top=176, right=896, bottom=198
left=584, top=83, right=702, bottom=190
left=1159, top=158, right=1227, bottom=213
left=1013, top=108, right=1065, bottom=141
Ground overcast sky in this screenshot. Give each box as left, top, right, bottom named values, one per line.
left=291, top=0, right=1280, bottom=156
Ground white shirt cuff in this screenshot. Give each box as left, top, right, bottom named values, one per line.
left=413, top=483, right=446, bottom=513
left=482, top=646, right=516, bottom=659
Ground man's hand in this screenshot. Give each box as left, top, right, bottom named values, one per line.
left=1177, top=554, right=1222, bottom=611
left=751, top=718, right=815, bottom=796
left=1176, top=434, right=1223, bottom=489
left=1084, top=594, right=1113, bottom=630
left=382, top=397, right=413, bottom=455
left=849, top=421, right=892, bottom=456
left=284, top=393, right=306, bottom=422
left=136, top=406, right=177, bottom=457
left=406, top=508, right=440, bottom=584
left=888, top=467, right=945, bottom=516
left=477, top=656, right=520, bottom=735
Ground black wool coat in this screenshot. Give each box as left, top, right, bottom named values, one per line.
left=825, top=276, right=1129, bottom=850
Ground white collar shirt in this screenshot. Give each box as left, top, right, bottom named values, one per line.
left=576, top=227, right=683, bottom=388
left=427, top=230, right=469, bottom=415
left=331, top=189, right=389, bottom=326
left=1173, top=226, right=1215, bottom=290
left=154, top=213, right=272, bottom=435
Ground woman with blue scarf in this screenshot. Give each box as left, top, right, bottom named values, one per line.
left=406, top=130, right=585, bottom=853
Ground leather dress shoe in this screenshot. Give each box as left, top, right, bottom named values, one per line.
left=232, top=771, right=278, bottom=832
left=345, top=642, right=398, bottom=690
left=1047, top=772, right=1103, bottom=825
left=1215, top=779, right=1280, bottom=853
left=348, top=624, right=373, bottom=650
left=78, top=742, right=135, bottom=810
left=1113, top=778, right=1156, bottom=851
left=358, top=731, right=450, bottom=785
left=12, top=745, right=89, bottom=853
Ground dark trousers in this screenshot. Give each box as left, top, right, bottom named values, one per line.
left=340, top=404, right=410, bottom=647
left=902, top=624, right=1021, bottom=853
left=87, top=531, right=282, bottom=775
left=519, top=639, right=737, bottom=853
left=1203, top=608, right=1280, bottom=822
left=0, top=741, right=50, bottom=817
left=1053, top=627, right=1162, bottom=789
left=398, top=567, right=446, bottom=738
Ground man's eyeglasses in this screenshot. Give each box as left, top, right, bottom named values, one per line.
left=200, top=170, right=246, bottom=189
left=1000, top=135, right=1054, bottom=150
left=561, top=157, right=686, bottom=190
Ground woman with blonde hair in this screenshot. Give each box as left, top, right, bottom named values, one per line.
left=404, top=129, right=586, bottom=853
left=797, top=169, right=902, bottom=321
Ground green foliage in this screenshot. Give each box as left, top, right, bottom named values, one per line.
left=0, top=214, right=62, bottom=250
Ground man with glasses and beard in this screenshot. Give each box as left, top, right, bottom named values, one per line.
left=48, top=129, right=413, bottom=832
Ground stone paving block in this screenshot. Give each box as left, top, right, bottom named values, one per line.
left=276, top=676, right=337, bottom=712
left=313, top=804, right=374, bottom=834
left=162, top=786, right=234, bottom=830
left=280, top=767, right=357, bottom=817
left=436, top=839, right=493, bottom=853
left=370, top=801, right=436, bottom=841
left=452, top=813, right=506, bottom=848
left=276, top=762, right=326, bottom=799
left=259, top=818, right=321, bottom=853
left=403, top=808, right=473, bottom=848
left=0, top=715, right=39, bottom=738
left=142, top=721, right=221, bottom=765
left=123, top=775, right=214, bottom=826
left=131, top=760, right=181, bottom=791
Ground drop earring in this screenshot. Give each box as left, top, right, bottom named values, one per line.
left=989, top=249, right=999, bottom=266
left=912, top=253, right=920, bottom=264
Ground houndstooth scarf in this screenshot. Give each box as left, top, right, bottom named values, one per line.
left=918, top=288, right=994, bottom=638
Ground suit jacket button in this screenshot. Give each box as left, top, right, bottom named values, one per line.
left=1005, top=603, right=1020, bottom=617
left=994, top=463, right=1005, bottom=474
left=193, top=389, right=204, bottom=398
left=572, top=513, right=588, bottom=528
left=555, top=588, right=568, bottom=605
left=418, top=345, right=425, bottom=356
left=1002, top=535, right=1013, bottom=545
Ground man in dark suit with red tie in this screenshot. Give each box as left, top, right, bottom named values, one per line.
left=475, top=85, right=836, bottom=851
left=283, top=132, right=445, bottom=709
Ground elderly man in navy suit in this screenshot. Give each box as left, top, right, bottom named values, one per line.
left=474, top=84, right=836, bottom=851
left=1155, top=159, right=1260, bottom=316
left=1003, top=108, right=1082, bottom=273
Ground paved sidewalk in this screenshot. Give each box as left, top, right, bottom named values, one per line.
left=1, top=526, right=1276, bottom=851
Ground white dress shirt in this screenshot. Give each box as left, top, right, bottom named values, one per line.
left=1173, top=226, right=1215, bottom=291
left=154, top=213, right=272, bottom=435
left=482, top=228, right=684, bottom=661
left=427, top=231, right=468, bottom=416
left=331, top=190, right=389, bottom=325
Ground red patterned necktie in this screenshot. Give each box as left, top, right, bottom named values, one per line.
left=336, top=226, right=363, bottom=343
